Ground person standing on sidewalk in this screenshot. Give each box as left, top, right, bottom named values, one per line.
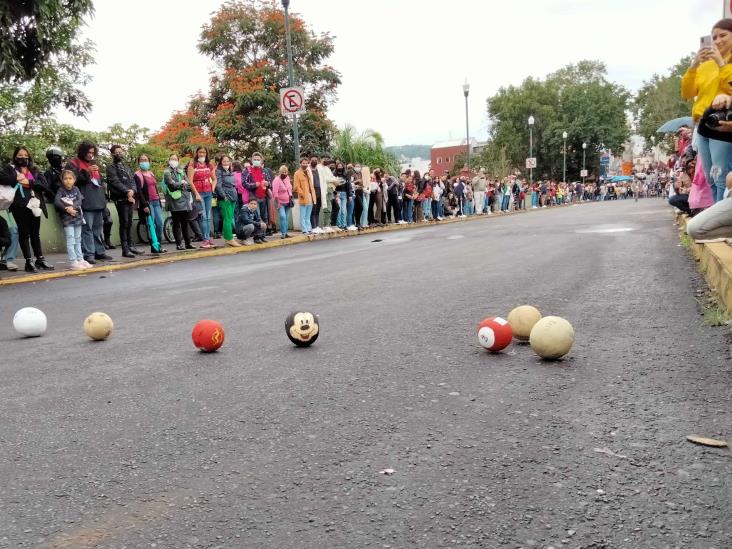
left=0, top=147, right=55, bottom=272
left=472, top=169, right=487, bottom=214
left=134, top=154, right=166, bottom=254
left=272, top=164, right=293, bottom=239
left=44, top=146, right=66, bottom=197
left=214, top=155, right=241, bottom=247
left=308, top=156, right=325, bottom=234
left=333, top=161, right=352, bottom=230
left=107, top=145, right=141, bottom=258
left=163, top=154, right=195, bottom=251
left=54, top=169, right=89, bottom=270
left=294, top=157, right=317, bottom=235
left=0, top=210, right=18, bottom=272
left=244, top=152, right=272, bottom=233
left=187, top=146, right=216, bottom=248
left=66, top=141, right=111, bottom=264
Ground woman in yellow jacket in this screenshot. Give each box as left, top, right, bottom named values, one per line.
left=293, top=157, right=317, bottom=235
left=682, top=19, right=732, bottom=202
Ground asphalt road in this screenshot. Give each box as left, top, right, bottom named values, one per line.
left=0, top=199, right=730, bottom=549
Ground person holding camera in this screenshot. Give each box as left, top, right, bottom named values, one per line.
left=682, top=19, right=732, bottom=203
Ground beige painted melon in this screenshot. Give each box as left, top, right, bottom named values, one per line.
left=83, top=312, right=114, bottom=341
left=507, top=305, right=542, bottom=341
left=529, top=316, right=574, bottom=360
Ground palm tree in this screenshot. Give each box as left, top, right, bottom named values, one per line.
left=331, top=125, right=399, bottom=173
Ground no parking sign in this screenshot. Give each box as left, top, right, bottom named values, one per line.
left=280, top=87, right=306, bottom=118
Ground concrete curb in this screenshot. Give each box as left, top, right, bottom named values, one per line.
left=677, top=213, right=732, bottom=315
left=0, top=203, right=582, bottom=287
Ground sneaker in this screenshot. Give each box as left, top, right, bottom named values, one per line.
left=0, top=260, right=18, bottom=271
left=311, top=227, right=322, bottom=234
left=69, top=261, right=85, bottom=271
left=95, top=254, right=113, bottom=261
left=199, top=241, right=213, bottom=249
left=347, top=225, right=358, bottom=231
left=243, top=238, right=255, bottom=246
left=225, top=239, right=242, bottom=247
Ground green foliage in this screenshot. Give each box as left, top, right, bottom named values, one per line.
left=331, top=126, right=399, bottom=174
left=185, top=0, right=340, bottom=167
left=633, top=54, right=694, bottom=149
left=0, top=0, right=94, bottom=83
left=477, top=60, right=630, bottom=181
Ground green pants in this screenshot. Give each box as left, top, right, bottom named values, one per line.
left=221, top=199, right=235, bottom=240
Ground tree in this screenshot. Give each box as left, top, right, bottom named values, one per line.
left=0, top=0, right=94, bottom=83
left=150, top=108, right=217, bottom=158
left=633, top=54, right=694, bottom=149
left=185, top=0, right=340, bottom=167
left=479, top=61, right=630, bottom=181
left=331, top=126, right=399, bottom=174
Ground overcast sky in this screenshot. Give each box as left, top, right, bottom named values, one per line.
left=57, top=0, right=722, bottom=147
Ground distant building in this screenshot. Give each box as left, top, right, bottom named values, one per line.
left=399, top=157, right=430, bottom=175
left=430, top=138, right=486, bottom=174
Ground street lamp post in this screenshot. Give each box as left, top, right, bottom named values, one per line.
left=282, top=0, right=300, bottom=163
left=528, top=116, right=535, bottom=184
left=562, top=131, right=568, bottom=184
left=582, top=142, right=587, bottom=185
left=463, top=79, right=470, bottom=169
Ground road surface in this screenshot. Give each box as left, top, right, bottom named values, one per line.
left=1, top=199, right=730, bottom=548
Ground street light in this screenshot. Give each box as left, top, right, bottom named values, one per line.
left=528, top=115, right=535, bottom=184
left=463, top=79, right=470, bottom=169
left=582, top=142, right=587, bottom=184
left=562, top=131, right=568, bottom=184
left=282, top=0, right=300, bottom=163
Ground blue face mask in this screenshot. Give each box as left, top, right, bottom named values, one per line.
left=252, top=160, right=262, bottom=168
left=140, top=161, right=150, bottom=170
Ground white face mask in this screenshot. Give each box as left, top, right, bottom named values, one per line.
left=169, top=160, right=179, bottom=169
left=197, top=156, right=206, bottom=163
left=252, top=160, right=262, bottom=167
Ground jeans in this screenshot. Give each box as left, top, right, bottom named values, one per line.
left=257, top=198, right=269, bottom=225
left=82, top=209, right=105, bottom=259
left=64, top=224, right=83, bottom=262
left=696, top=134, right=732, bottom=202
left=149, top=199, right=164, bottom=244
left=300, top=204, right=313, bottom=233
left=239, top=223, right=265, bottom=241
left=501, top=194, right=510, bottom=211
left=403, top=199, right=414, bottom=222
left=361, top=195, right=369, bottom=227
left=686, top=196, right=732, bottom=239
left=531, top=192, right=539, bottom=207
left=423, top=198, right=432, bottom=219
left=337, top=192, right=348, bottom=227
left=198, top=191, right=213, bottom=240
left=278, top=205, right=289, bottom=236
left=1, top=211, right=18, bottom=262
left=668, top=194, right=691, bottom=215
left=346, top=194, right=354, bottom=226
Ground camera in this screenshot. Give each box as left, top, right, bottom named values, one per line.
left=704, top=109, right=732, bottom=127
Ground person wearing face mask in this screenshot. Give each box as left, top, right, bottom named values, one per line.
left=163, top=154, right=195, bottom=251
left=66, top=141, right=111, bottom=264
left=215, top=155, right=241, bottom=247
left=187, top=146, right=215, bottom=248
left=106, top=145, right=141, bottom=258
left=0, top=146, right=54, bottom=272
left=294, top=156, right=317, bottom=235
left=244, top=152, right=273, bottom=232
left=134, top=154, right=166, bottom=254
left=272, top=164, right=293, bottom=239
left=333, top=161, right=352, bottom=229
left=308, top=156, right=325, bottom=234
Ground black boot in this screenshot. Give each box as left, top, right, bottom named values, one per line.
left=105, top=239, right=116, bottom=250
left=25, top=259, right=38, bottom=273
left=122, top=248, right=135, bottom=258
left=129, top=247, right=143, bottom=255
left=34, top=257, right=54, bottom=270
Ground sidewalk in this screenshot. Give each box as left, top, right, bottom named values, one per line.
left=676, top=213, right=732, bottom=315
left=0, top=204, right=577, bottom=286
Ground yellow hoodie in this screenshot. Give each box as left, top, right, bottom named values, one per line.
left=681, top=58, right=732, bottom=121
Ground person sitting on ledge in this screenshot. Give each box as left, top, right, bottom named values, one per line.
left=686, top=171, right=732, bottom=243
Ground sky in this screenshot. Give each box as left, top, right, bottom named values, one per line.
left=57, top=0, right=724, bottom=147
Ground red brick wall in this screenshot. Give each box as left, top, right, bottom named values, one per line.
left=431, top=145, right=469, bottom=175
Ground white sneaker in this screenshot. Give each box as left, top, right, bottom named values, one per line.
left=323, top=227, right=335, bottom=233
left=347, top=225, right=357, bottom=231
left=311, top=227, right=322, bottom=234
left=80, top=260, right=93, bottom=268
left=397, top=220, right=407, bottom=224
left=69, top=261, right=85, bottom=271
left=243, top=238, right=255, bottom=245
left=459, top=214, right=466, bottom=218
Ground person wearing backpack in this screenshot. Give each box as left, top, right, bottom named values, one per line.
left=0, top=146, right=54, bottom=272
left=163, top=154, right=195, bottom=251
